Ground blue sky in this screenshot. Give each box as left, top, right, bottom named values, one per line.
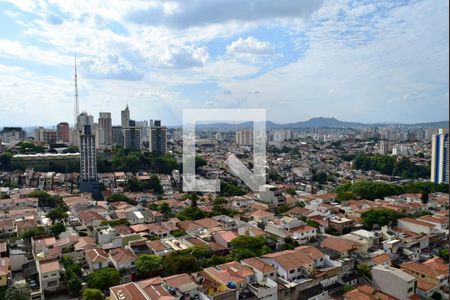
left=0, top=0, right=448, bottom=126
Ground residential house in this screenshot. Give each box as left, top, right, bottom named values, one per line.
left=397, top=218, right=436, bottom=235
left=85, top=248, right=110, bottom=272
left=109, top=248, right=137, bottom=271
left=38, top=258, right=61, bottom=292
left=0, top=257, right=10, bottom=287
left=262, top=249, right=314, bottom=282
left=372, top=265, right=416, bottom=300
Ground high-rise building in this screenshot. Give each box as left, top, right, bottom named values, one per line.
left=121, top=106, right=130, bottom=129
left=431, top=129, right=449, bottom=184
left=112, top=126, right=124, bottom=146
left=98, top=112, right=113, bottom=148
left=149, top=120, right=167, bottom=155
left=236, top=129, right=253, bottom=146
left=34, top=127, right=57, bottom=145
left=0, top=127, right=26, bottom=144
left=57, top=122, right=70, bottom=143
left=379, top=141, right=390, bottom=155
left=78, top=112, right=100, bottom=196
left=124, top=120, right=141, bottom=150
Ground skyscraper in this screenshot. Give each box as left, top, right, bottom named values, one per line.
left=98, top=112, right=113, bottom=148
left=149, top=120, right=167, bottom=155
left=124, top=120, right=141, bottom=150
left=121, top=105, right=130, bottom=129
left=78, top=112, right=100, bottom=197
left=57, top=122, right=70, bottom=143
left=236, top=129, right=253, bottom=146
left=431, top=129, right=449, bottom=184
left=112, top=126, right=124, bottom=146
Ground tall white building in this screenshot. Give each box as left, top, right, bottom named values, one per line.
left=431, top=128, right=449, bottom=184
left=98, top=112, right=113, bottom=148
left=236, top=129, right=253, bottom=146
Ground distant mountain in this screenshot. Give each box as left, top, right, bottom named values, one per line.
left=192, top=117, right=448, bottom=130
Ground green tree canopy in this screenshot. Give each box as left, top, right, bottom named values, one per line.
left=229, top=236, right=271, bottom=260
left=107, top=194, right=136, bottom=205
left=162, top=252, right=201, bottom=276
left=50, top=222, right=66, bottom=237
left=136, top=255, right=162, bottom=275
left=83, top=288, right=105, bottom=300
left=87, top=268, right=121, bottom=291
left=361, top=208, right=406, bottom=230
left=46, top=207, right=68, bottom=222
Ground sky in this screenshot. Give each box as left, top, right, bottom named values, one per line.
left=0, top=0, right=448, bottom=127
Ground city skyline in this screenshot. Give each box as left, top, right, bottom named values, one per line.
left=0, top=0, right=448, bottom=126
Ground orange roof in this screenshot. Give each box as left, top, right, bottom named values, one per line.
left=321, top=236, right=356, bottom=254
left=401, top=261, right=447, bottom=278
left=263, top=249, right=313, bottom=270
left=242, top=257, right=276, bottom=274
left=39, top=258, right=60, bottom=274
left=296, top=246, right=325, bottom=260
left=111, top=282, right=148, bottom=300
left=371, top=254, right=391, bottom=265
left=109, top=248, right=137, bottom=264
left=251, top=209, right=274, bottom=218
left=85, top=248, right=109, bottom=263
left=292, top=225, right=316, bottom=233
left=417, top=279, right=436, bottom=292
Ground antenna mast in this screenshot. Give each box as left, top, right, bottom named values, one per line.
left=74, top=56, right=79, bottom=127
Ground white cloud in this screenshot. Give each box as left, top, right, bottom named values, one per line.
left=81, top=55, right=144, bottom=81
left=157, top=44, right=209, bottom=69
left=227, top=37, right=272, bottom=54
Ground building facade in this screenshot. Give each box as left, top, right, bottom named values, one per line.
left=431, top=128, right=449, bottom=184
left=149, top=120, right=167, bottom=155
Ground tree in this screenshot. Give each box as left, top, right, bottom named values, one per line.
left=63, top=146, right=79, bottom=154
left=439, top=248, right=449, bottom=262
left=83, top=288, right=105, bottom=300
left=67, top=277, right=82, bottom=297
left=176, top=207, right=206, bottom=221
left=313, top=171, right=328, bottom=184
left=171, top=229, right=186, bottom=237
left=46, top=207, right=68, bottom=222
left=50, top=222, right=66, bottom=236
left=107, top=194, right=136, bottom=205
left=136, top=255, right=162, bottom=275
left=285, top=188, right=296, bottom=196
left=421, top=192, right=430, bottom=204
left=149, top=175, right=163, bottom=194
left=21, top=227, right=46, bottom=241
left=162, top=252, right=201, bottom=276
left=4, top=283, right=30, bottom=300
left=276, top=204, right=290, bottom=215
left=229, top=236, right=271, bottom=260
left=361, top=208, right=406, bottom=230
left=87, top=268, right=121, bottom=291
left=357, top=263, right=372, bottom=280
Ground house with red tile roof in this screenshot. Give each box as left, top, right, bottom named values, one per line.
left=262, top=249, right=314, bottom=282
left=109, top=248, right=137, bottom=271
left=85, top=248, right=109, bottom=272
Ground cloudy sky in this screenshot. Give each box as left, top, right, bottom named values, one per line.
left=0, top=0, right=448, bottom=126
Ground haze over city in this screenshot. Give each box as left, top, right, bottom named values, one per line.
left=0, top=0, right=449, bottom=126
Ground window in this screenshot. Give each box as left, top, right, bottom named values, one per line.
left=47, top=280, right=58, bottom=287
left=290, top=270, right=295, bottom=274
left=408, top=287, right=413, bottom=293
